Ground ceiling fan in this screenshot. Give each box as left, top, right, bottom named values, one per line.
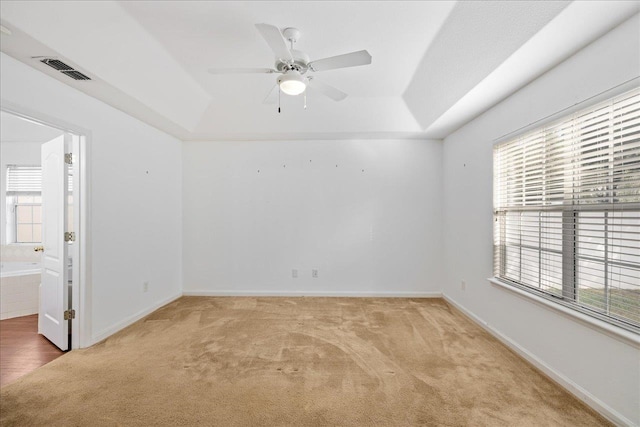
left=208, top=23, right=372, bottom=105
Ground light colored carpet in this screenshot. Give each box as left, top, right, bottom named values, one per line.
left=0, top=297, right=609, bottom=426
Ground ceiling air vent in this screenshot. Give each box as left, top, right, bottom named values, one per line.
left=38, top=58, right=91, bottom=81
left=61, top=70, right=91, bottom=81
left=40, top=58, right=73, bottom=71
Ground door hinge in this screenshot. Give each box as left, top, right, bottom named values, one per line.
left=64, top=309, right=75, bottom=320
left=65, top=153, right=73, bottom=165
left=64, top=231, right=76, bottom=242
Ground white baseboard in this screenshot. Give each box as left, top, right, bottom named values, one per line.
left=91, top=292, right=182, bottom=345
left=92, top=291, right=440, bottom=344
left=183, top=289, right=442, bottom=298
left=442, top=293, right=634, bottom=427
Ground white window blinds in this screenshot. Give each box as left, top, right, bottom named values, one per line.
left=494, top=88, right=640, bottom=332
left=6, top=165, right=73, bottom=194
left=6, top=165, right=42, bottom=193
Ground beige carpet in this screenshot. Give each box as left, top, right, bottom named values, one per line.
left=0, top=297, right=609, bottom=426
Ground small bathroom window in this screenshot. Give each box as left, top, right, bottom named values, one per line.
left=5, top=165, right=42, bottom=244
left=11, top=194, right=43, bottom=243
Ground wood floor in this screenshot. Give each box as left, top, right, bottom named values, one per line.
left=0, top=314, right=64, bottom=387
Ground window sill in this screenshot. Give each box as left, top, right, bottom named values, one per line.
left=487, top=277, right=640, bottom=348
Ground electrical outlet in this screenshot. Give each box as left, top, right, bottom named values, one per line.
left=312, top=269, right=318, bottom=278
left=292, top=269, right=298, bottom=278
left=143, top=281, right=149, bottom=293
left=461, top=280, right=466, bottom=291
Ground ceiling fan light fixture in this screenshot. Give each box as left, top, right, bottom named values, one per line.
left=278, top=70, right=306, bottom=96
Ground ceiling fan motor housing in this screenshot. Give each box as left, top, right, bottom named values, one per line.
left=276, top=49, right=310, bottom=74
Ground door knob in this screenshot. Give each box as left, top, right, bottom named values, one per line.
left=34, top=246, right=44, bottom=252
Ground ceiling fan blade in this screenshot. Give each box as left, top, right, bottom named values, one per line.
left=208, top=68, right=277, bottom=74
left=255, top=23, right=293, bottom=62
left=263, top=85, right=278, bottom=104
left=307, top=78, right=347, bottom=101
left=308, top=50, right=372, bottom=72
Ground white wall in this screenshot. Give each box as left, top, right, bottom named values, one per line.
left=0, top=52, right=183, bottom=344
left=442, top=14, right=640, bottom=426
left=183, top=139, right=442, bottom=296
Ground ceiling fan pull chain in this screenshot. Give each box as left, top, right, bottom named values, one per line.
left=278, top=86, right=281, bottom=113
left=304, top=93, right=307, bottom=110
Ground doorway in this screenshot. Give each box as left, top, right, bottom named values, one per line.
left=0, top=108, right=87, bottom=377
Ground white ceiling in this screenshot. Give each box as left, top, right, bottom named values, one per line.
left=0, top=1, right=638, bottom=141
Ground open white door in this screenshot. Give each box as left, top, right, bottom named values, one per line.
left=39, top=135, right=69, bottom=351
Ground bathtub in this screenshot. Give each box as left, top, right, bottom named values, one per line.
left=1, top=261, right=41, bottom=278
left=0, top=261, right=41, bottom=320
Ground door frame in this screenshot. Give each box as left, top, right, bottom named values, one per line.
left=1, top=101, right=91, bottom=350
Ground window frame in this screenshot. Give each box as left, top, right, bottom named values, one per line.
left=5, top=165, right=43, bottom=245
left=11, top=193, right=43, bottom=244
left=492, top=87, right=640, bottom=335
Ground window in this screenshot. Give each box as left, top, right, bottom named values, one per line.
left=493, top=88, right=640, bottom=333
left=13, top=194, right=42, bottom=243
left=6, top=165, right=42, bottom=244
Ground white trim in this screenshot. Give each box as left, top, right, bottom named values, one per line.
left=183, top=290, right=442, bottom=298
left=76, top=132, right=91, bottom=349
left=91, top=293, right=182, bottom=345
left=69, top=134, right=82, bottom=349
left=488, top=277, right=640, bottom=347
left=442, top=293, right=635, bottom=427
